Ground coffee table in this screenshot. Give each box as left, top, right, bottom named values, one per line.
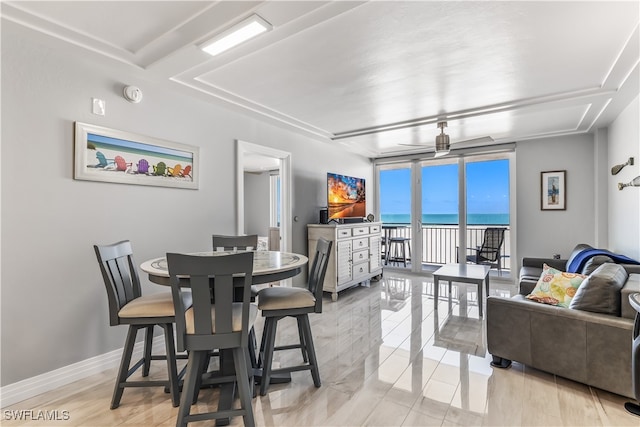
left=432, top=263, right=491, bottom=317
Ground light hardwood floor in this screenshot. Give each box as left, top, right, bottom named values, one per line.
left=3, top=270, right=639, bottom=426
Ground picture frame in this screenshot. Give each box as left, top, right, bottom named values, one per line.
left=540, top=170, right=566, bottom=210
left=74, top=122, right=199, bottom=189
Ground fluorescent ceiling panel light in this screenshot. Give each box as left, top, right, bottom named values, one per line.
left=201, top=15, right=272, bottom=57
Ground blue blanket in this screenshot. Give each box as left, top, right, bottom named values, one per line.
left=567, top=248, right=640, bottom=273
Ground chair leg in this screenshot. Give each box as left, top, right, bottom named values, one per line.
left=233, top=347, right=256, bottom=427
left=111, top=325, right=139, bottom=409
left=161, top=324, right=180, bottom=407
left=176, top=350, right=205, bottom=427
left=260, top=317, right=278, bottom=396
left=142, top=325, right=154, bottom=377
left=248, top=326, right=258, bottom=369
left=191, top=351, right=209, bottom=405
left=299, top=315, right=321, bottom=387
left=297, top=320, right=308, bottom=363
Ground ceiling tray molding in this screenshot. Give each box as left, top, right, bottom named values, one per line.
left=1, top=2, right=141, bottom=68
left=331, top=86, right=617, bottom=141
left=170, top=77, right=334, bottom=140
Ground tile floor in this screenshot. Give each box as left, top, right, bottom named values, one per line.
left=3, top=270, right=639, bottom=426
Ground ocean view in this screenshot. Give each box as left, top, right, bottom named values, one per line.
left=381, top=213, right=509, bottom=225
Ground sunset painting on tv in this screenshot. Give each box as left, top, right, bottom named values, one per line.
left=327, top=173, right=366, bottom=219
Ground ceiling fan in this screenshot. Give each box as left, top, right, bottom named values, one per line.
left=400, top=121, right=494, bottom=157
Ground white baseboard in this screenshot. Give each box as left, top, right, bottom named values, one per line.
left=0, top=336, right=166, bottom=408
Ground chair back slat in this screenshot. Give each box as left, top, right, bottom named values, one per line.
left=212, top=234, right=258, bottom=251
left=94, top=241, right=142, bottom=326
left=166, top=252, right=254, bottom=352
left=308, top=238, right=333, bottom=313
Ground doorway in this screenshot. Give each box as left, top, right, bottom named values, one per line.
left=236, top=140, right=292, bottom=253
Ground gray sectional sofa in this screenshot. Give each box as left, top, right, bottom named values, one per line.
left=487, top=244, right=640, bottom=398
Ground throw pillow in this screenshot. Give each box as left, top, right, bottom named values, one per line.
left=569, top=263, right=628, bottom=315
left=526, top=264, right=587, bottom=307
left=581, top=255, right=614, bottom=275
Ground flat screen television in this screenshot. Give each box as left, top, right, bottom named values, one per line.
left=327, top=172, right=366, bottom=220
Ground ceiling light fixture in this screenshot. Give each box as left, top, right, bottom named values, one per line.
left=201, top=14, right=272, bottom=57
left=434, top=121, right=450, bottom=157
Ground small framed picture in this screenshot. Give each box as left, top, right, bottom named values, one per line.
left=541, top=170, right=566, bottom=210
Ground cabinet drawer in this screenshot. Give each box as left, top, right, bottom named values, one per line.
left=353, top=237, right=369, bottom=250
left=337, top=229, right=352, bottom=238
left=352, top=227, right=369, bottom=236
left=370, top=225, right=381, bottom=233
left=353, top=262, right=370, bottom=280
left=352, top=249, right=369, bottom=263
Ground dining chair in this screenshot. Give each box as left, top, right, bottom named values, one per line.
left=94, top=240, right=191, bottom=409
left=212, top=234, right=258, bottom=252
left=256, top=237, right=333, bottom=395
left=212, top=233, right=260, bottom=367
left=166, top=251, right=256, bottom=427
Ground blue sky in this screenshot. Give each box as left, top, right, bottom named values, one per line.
left=380, top=159, right=509, bottom=215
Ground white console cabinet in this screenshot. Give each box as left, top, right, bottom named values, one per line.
left=307, top=222, right=383, bottom=301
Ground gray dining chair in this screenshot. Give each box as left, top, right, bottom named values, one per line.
left=212, top=234, right=258, bottom=252
left=94, top=240, right=191, bottom=409
left=167, top=251, right=256, bottom=427
left=212, top=233, right=261, bottom=367
left=256, top=237, right=333, bottom=395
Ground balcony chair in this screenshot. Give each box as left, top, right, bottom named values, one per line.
left=256, top=237, right=333, bottom=396
left=166, top=251, right=256, bottom=427
left=464, top=227, right=506, bottom=274
left=93, top=240, right=191, bottom=409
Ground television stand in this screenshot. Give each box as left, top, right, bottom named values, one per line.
left=308, top=222, right=382, bottom=301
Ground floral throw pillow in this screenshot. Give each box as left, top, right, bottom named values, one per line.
left=526, top=264, right=587, bottom=307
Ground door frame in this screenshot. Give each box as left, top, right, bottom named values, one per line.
left=236, top=140, right=292, bottom=252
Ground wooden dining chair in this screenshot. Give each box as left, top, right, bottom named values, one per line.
left=166, top=251, right=256, bottom=427
left=212, top=233, right=260, bottom=367
left=256, top=237, right=333, bottom=395
left=212, top=234, right=258, bottom=252
left=94, top=240, right=191, bottom=409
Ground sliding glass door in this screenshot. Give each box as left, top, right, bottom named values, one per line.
left=421, top=160, right=460, bottom=269
left=377, top=153, right=512, bottom=275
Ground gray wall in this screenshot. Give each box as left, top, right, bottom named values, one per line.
left=515, top=134, right=598, bottom=260
left=244, top=172, right=271, bottom=236
left=608, top=95, right=640, bottom=259
left=1, top=22, right=372, bottom=386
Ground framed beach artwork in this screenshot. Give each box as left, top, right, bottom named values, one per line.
left=74, top=122, right=199, bottom=189
left=540, top=170, right=566, bottom=210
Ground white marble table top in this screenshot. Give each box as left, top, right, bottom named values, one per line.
left=140, top=250, right=308, bottom=278
left=432, top=263, right=490, bottom=281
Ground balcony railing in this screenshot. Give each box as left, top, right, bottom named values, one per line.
left=383, top=224, right=511, bottom=271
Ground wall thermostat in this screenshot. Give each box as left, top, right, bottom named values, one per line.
left=123, top=85, right=143, bottom=103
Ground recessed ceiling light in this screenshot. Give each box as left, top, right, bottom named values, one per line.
left=201, top=14, right=272, bottom=57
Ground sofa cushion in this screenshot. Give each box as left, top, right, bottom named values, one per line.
left=570, top=263, right=628, bottom=316
left=581, top=255, right=614, bottom=275
left=520, top=265, right=543, bottom=283
left=526, top=264, right=587, bottom=307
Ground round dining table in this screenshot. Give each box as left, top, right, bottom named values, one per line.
left=140, top=250, right=308, bottom=286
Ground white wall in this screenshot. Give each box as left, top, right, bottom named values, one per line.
left=0, top=22, right=372, bottom=386
left=244, top=172, right=271, bottom=236
left=608, top=95, right=640, bottom=259
left=516, top=134, right=598, bottom=261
